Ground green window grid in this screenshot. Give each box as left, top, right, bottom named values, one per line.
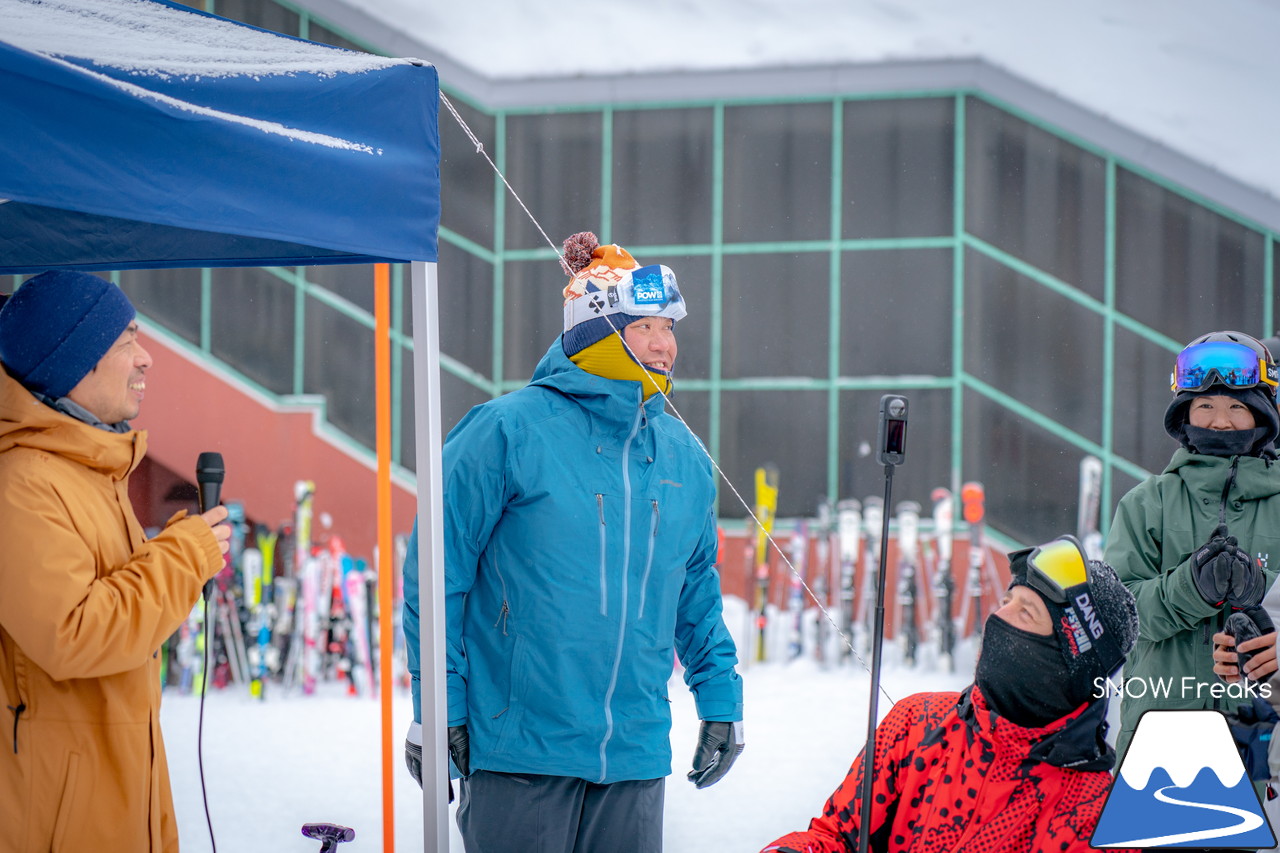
left=23, top=0, right=1276, bottom=547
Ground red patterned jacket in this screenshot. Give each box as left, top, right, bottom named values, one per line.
left=761, top=686, right=1134, bottom=853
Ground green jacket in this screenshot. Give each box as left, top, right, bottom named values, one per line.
left=1104, top=448, right=1280, bottom=757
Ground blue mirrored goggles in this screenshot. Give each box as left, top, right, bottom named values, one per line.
left=564, top=264, right=687, bottom=332
left=1171, top=341, right=1278, bottom=394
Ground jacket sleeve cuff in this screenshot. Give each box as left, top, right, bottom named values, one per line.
left=693, top=697, right=743, bottom=722
left=164, top=510, right=224, bottom=579
left=1174, top=558, right=1223, bottom=621
left=447, top=675, right=467, bottom=726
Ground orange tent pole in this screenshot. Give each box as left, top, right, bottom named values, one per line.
left=375, top=263, right=395, bottom=852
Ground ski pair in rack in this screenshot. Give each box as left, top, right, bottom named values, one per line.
left=744, top=456, right=1106, bottom=669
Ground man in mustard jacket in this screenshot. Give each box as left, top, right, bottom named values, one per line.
left=0, top=271, right=231, bottom=852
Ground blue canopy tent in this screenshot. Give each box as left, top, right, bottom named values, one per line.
left=0, top=0, right=450, bottom=847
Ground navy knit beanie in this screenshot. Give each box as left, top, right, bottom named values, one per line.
left=563, top=313, right=648, bottom=357
left=0, top=271, right=136, bottom=399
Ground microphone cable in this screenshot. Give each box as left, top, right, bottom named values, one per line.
left=193, top=450, right=224, bottom=852
left=197, top=591, right=218, bottom=852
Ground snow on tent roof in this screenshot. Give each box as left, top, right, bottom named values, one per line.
left=4, top=0, right=406, bottom=77
left=0, top=0, right=441, bottom=272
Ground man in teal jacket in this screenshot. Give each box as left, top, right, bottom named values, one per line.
left=1104, top=331, right=1280, bottom=758
left=403, top=233, right=744, bottom=852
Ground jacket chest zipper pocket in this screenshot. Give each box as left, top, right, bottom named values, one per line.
left=637, top=501, right=660, bottom=619
left=597, top=494, right=608, bottom=616
left=492, top=555, right=511, bottom=635
left=7, top=702, right=24, bottom=754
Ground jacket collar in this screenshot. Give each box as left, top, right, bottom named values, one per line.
left=0, top=367, right=145, bottom=480
left=961, top=685, right=1115, bottom=772
left=1164, top=447, right=1280, bottom=501
left=528, top=336, right=667, bottom=428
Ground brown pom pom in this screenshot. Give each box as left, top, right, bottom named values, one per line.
left=561, top=231, right=599, bottom=276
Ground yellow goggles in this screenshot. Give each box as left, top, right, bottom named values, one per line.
left=1025, top=536, right=1090, bottom=605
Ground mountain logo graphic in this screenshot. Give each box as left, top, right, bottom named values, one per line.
left=1092, top=709, right=1275, bottom=848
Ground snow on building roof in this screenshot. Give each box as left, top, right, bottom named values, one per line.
left=296, top=0, right=1280, bottom=232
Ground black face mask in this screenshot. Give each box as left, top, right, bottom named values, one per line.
left=975, top=615, right=1083, bottom=729
left=1183, top=425, right=1270, bottom=457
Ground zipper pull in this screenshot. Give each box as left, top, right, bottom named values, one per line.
left=493, top=601, right=510, bottom=636
left=8, top=703, right=25, bottom=754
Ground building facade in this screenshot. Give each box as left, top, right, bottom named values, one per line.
left=71, top=0, right=1280, bottom=548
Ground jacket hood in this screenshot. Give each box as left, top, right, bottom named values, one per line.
left=0, top=366, right=145, bottom=480
left=1164, top=385, right=1280, bottom=455
left=528, top=336, right=668, bottom=426
left=962, top=684, right=1115, bottom=772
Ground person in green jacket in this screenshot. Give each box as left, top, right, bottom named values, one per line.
left=1105, top=330, right=1280, bottom=759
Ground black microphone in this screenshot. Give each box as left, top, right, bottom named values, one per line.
left=196, top=452, right=224, bottom=600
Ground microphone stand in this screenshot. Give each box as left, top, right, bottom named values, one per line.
left=857, top=459, right=896, bottom=853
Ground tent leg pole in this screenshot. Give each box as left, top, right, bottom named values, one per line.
left=410, top=260, right=450, bottom=851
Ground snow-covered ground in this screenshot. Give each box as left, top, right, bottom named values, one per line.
left=163, top=596, right=976, bottom=852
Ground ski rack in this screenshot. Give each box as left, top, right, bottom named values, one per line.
left=723, top=494, right=1016, bottom=679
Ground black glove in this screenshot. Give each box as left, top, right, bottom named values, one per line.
left=405, top=723, right=470, bottom=803
left=687, top=721, right=744, bottom=789
left=1224, top=605, right=1277, bottom=683
left=1192, top=525, right=1262, bottom=608
left=1229, top=552, right=1267, bottom=609
left=448, top=724, right=471, bottom=777
left=404, top=722, right=423, bottom=787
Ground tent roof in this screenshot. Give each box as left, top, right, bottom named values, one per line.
left=0, top=0, right=440, bottom=273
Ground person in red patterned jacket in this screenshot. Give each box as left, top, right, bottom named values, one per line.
left=761, top=536, right=1139, bottom=853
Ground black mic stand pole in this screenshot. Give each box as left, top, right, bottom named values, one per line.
left=857, top=460, right=896, bottom=853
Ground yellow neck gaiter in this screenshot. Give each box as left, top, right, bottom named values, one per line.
left=570, top=333, right=672, bottom=400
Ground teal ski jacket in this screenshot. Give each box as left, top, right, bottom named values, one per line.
left=1104, top=448, right=1280, bottom=756
left=405, top=337, right=742, bottom=783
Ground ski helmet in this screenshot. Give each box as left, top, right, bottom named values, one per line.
left=1262, top=335, right=1280, bottom=366
left=1164, top=330, right=1280, bottom=453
